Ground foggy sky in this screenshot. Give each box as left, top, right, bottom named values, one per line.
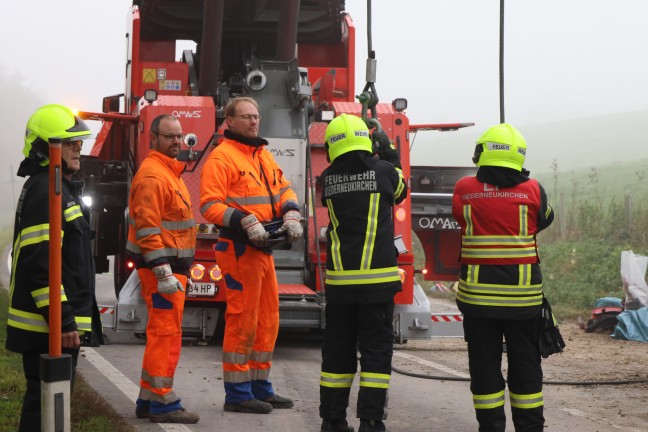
left=1, top=0, right=648, bottom=173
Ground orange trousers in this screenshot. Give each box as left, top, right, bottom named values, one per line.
left=215, top=239, right=280, bottom=403
left=137, top=268, right=186, bottom=404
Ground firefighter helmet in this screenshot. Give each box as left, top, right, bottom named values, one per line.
left=325, top=114, right=372, bottom=162
left=23, top=104, right=91, bottom=161
left=472, top=123, right=526, bottom=171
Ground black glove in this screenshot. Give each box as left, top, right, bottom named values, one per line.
left=372, top=131, right=401, bottom=168
left=538, top=296, right=566, bottom=358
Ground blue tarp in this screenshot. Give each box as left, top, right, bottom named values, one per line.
left=611, top=307, right=648, bottom=343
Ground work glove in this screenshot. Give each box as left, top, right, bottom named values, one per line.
left=275, top=210, right=303, bottom=243
left=152, top=263, right=184, bottom=295
left=241, top=214, right=270, bottom=247
left=372, top=131, right=401, bottom=168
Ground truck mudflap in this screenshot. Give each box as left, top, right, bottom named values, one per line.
left=393, top=282, right=464, bottom=343
left=108, top=271, right=220, bottom=341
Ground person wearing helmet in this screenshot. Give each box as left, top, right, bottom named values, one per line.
left=452, top=123, right=555, bottom=432
left=318, top=114, right=407, bottom=432
left=200, top=97, right=302, bottom=414
left=6, top=104, right=104, bottom=431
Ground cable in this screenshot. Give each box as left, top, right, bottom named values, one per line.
left=499, top=0, right=506, bottom=124
left=391, top=364, right=648, bottom=386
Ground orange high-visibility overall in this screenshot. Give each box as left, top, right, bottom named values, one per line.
left=200, top=134, right=299, bottom=403
left=127, top=150, right=196, bottom=405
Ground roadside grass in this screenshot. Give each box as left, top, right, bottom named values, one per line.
left=0, top=224, right=135, bottom=432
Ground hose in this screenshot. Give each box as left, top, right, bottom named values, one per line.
left=391, top=364, right=648, bottom=386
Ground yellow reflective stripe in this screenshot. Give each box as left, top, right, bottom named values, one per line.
left=510, top=391, right=544, bottom=409
left=64, top=205, right=83, bottom=222
left=325, top=267, right=401, bottom=285
left=19, top=223, right=50, bottom=248
left=327, top=199, right=343, bottom=271
left=519, top=204, right=528, bottom=236
left=7, top=307, right=49, bottom=333
left=519, top=264, right=531, bottom=286
left=359, top=372, right=390, bottom=389
left=394, top=168, right=405, bottom=199
left=458, top=280, right=542, bottom=296
left=31, top=287, right=69, bottom=308
left=545, top=205, right=552, bottom=218
left=473, top=390, right=505, bottom=409
left=320, top=372, right=355, bottom=388
left=466, top=264, right=479, bottom=283
left=456, top=290, right=543, bottom=307
left=360, top=193, right=379, bottom=270
left=461, top=235, right=535, bottom=246
left=75, top=316, right=92, bottom=331
left=463, top=205, right=473, bottom=235
left=460, top=246, right=537, bottom=259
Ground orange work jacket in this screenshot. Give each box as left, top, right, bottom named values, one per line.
left=126, top=150, right=196, bottom=272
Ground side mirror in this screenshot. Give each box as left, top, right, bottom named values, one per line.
left=102, top=95, right=122, bottom=113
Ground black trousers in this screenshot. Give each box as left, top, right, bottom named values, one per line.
left=19, top=346, right=79, bottom=432
left=463, top=315, right=544, bottom=432
left=319, top=301, right=394, bottom=422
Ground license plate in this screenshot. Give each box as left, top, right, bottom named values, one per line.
left=187, top=281, right=217, bottom=297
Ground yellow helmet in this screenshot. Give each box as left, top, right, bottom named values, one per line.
left=324, top=114, right=372, bottom=162
left=472, top=123, right=526, bottom=171
left=23, top=104, right=91, bottom=162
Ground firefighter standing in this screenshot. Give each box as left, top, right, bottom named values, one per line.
left=319, top=114, right=408, bottom=432
left=452, top=123, right=554, bottom=432
left=6, top=104, right=104, bottom=431
left=128, top=114, right=199, bottom=424
left=200, top=97, right=303, bottom=414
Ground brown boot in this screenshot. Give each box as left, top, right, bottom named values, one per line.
left=224, top=398, right=273, bottom=414
left=149, top=408, right=200, bottom=424
left=264, top=394, right=294, bottom=409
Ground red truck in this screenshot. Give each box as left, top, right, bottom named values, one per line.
left=78, top=0, right=473, bottom=342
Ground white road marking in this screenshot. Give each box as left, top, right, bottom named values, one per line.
left=83, top=348, right=193, bottom=431
left=392, top=351, right=470, bottom=379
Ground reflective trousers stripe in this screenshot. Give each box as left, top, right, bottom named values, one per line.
left=473, top=390, right=505, bottom=409
left=320, top=372, right=355, bottom=388
left=510, top=391, right=544, bottom=409
left=359, top=372, right=390, bottom=389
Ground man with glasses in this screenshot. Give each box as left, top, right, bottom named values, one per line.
left=127, top=114, right=199, bottom=423
left=7, top=104, right=104, bottom=431
left=200, top=97, right=303, bottom=414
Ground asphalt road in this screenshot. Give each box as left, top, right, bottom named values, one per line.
left=3, top=249, right=648, bottom=431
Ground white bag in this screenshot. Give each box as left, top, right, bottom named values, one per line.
left=620, top=250, right=648, bottom=310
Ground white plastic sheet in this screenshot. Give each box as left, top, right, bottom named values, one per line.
left=620, top=250, right=648, bottom=310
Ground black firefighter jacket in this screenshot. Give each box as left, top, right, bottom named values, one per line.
left=6, top=165, right=102, bottom=353
left=321, top=151, right=408, bottom=304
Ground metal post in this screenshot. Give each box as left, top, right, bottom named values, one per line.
left=41, top=137, right=72, bottom=432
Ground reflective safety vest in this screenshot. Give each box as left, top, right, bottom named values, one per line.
left=452, top=176, right=546, bottom=308
left=126, top=151, right=196, bottom=272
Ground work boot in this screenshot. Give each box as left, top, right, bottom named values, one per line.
left=135, top=399, right=149, bottom=418
left=264, top=393, right=294, bottom=409
left=224, top=398, right=273, bottom=414
left=321, top=419, right=355, bottom=432
left=358, top=419, right=387, bottom=432
left=149, top=408, right=200, bottom=424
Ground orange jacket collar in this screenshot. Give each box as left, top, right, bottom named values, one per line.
left=149, top=150, right=186, bottom=177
